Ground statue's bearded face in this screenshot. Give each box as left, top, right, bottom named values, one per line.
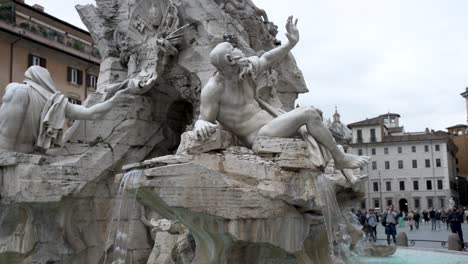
left=229, top=48, right=255, bottom=81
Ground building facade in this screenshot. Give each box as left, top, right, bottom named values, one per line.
left=348, top=114, right=458, bottom=212
left=0, top=0, right=100, bottom=104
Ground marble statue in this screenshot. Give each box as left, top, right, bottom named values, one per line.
left=194, top=16, right=370, bottom=172
left=449, top=197, right=455, bottom=209
left=0, top=66, right=155, bottom=154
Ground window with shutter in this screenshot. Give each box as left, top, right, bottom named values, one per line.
left=68, top=67, right=83, bottom=86
left=29, top=54, right=46, bottom=68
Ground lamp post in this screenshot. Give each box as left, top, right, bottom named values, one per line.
left=379, top=171, right=383, bottom=210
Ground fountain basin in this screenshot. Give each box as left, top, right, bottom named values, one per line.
left=352, top=247, right=468, bottom=264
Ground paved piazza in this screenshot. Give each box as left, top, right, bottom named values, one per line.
left=374, top=220, right=468, bottom=250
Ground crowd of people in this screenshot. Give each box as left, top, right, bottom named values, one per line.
left=353, top=205, right=468, bottom=248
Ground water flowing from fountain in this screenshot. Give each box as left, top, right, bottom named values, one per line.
left=103, top=169, right=144, bottom=264
left=315, top=175, right=356, bottom=264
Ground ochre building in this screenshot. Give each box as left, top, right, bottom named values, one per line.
left=0, top=0, right=100, bottom=105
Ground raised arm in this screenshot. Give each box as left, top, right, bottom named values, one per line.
left=194, top=78, right=222, bottom=140
left=257, top=16, right=299, bottom=73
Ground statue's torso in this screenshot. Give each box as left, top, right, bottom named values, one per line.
left=215, top=77, right=273, bottom=147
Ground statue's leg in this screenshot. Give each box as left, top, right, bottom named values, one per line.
left=258, top=106, right=342, bottom=155
left=257, top=106, right=370, bottom=169
left=0, top=85, right=29, bottom=151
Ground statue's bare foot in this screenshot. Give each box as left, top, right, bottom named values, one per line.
left=335, top=154, right=370, bottom=170
left=342, top=169, right=368, bottom=185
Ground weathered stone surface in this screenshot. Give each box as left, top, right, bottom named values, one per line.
left=133, top=147, right=333, bottom=263
left=396, top=232, right=408, bottom=247
left=448, top=233, right=462, bottom=251
left=176, top=130, right=235, bottom=155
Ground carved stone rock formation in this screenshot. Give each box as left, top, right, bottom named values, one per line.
left=123, top=130, right=366, bottom=263
left=0, top=0, right=341, bottom=263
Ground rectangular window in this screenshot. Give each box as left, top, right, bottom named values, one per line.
left=425, top=145, right=429, bottom=152
left=412, top=146, right=416, bottom=153
left=435, top=145, right=440, bottom=151
left=387, top=199, right=393, bottom=206
left=384, top=147, right=389, bottom=154
left=426, top=180, right=432, bottom=190
left=372, top=161, right=377, bottom=170
left=398, top=160, right=403, bottom=169
left=399, top=181, right=405, bottom=191
left=68, top=97, right=81, bottom=105
left=414, top=198, right=420, bottom=209
left=87, top=74, right=98, bottom=89
left=373, top=182, right=379, bottom=192
left=412, top=160, right=417, bottom=168
left=357, top=130, right=363, bottom=143
left=371, top=148, right=376, bottom=155
left=370, top=129, right=376, bottom=142
left=413, top=180, right=419, bottom=190
left=28, top=54, right=46, bottom=68
left=361, top=200, right=366, bottom=209
left=425, top=159, right=430, bottom=168
left=374, top=199, right=380, bottom=209
left=386, top=181, right=391, bottom=191
left=385, top=161, right=390, bottom=170
left=67, top=67, right=83, bottom=85
left=436, top=158, right=441, bottom=167
left=439, top=198, right=444, bottom=208
left=427, top=198, right=433, bottom=208
left=358, top=149, right=363, bottom=156
left=437, top=180, right=443, bottom=190
left=398, top=146, right=402, bottom=153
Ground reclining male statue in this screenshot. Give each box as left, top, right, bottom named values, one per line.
left=0, top=65, right=155, bottom=154
left=194, top=16, right=370, bottom=180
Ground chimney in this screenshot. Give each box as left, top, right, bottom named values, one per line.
left=32, top=4, right=45, bottom=12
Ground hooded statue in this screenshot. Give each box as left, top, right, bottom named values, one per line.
left=0, top=66, right=155, bottom=154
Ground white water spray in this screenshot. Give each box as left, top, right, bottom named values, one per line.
left=103, top=170, right=144, bottom=264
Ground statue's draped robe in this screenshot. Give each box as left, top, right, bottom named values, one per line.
left=3, top=66, right=68, bottom=151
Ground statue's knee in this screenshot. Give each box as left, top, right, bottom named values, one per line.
left=301, top=107, right=321, bottom=123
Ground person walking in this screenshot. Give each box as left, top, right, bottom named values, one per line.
left=423, top=210, right=429, bottom=224
left=448, top=207, right=465, bottom=248
left=430, top=208, right=436, bottom=230
left=446, top=209, right=452, bottom=230
left=414, top=210, right=420, bottom=230
left=408, top=211, right=415, bottom=231
left=398, top=211, right=405, bottom=228
left=382, top=205, right=398, bottom=245
left=435, top=209, right=441, bottom=231
left=367, top=209, right=378, bottom=242
left=441, top=208, right=447, bottom=225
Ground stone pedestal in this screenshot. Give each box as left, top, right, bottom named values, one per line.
left=396, top=232, right=408, bottom=247
left=448, top=233, right=462, bottom=251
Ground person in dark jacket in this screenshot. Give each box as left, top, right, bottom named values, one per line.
left=423, top=210, right=429, bottom=224
left=413, top=210, right=420, bottom=229
left=448, top=207, right=465, bottom=247
left=429, top=208, right=436, bottom=230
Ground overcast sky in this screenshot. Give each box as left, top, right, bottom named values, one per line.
left=32, top=0, right=468, bottom=131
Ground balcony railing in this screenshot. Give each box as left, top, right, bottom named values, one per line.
left=0, top=2, right=100, bottom=60
left=354, top=137, right=379, bottom=144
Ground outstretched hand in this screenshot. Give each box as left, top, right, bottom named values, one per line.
left=285, top=15, right=299, bottom=46
left=138, top=74, right=158, bottom=94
